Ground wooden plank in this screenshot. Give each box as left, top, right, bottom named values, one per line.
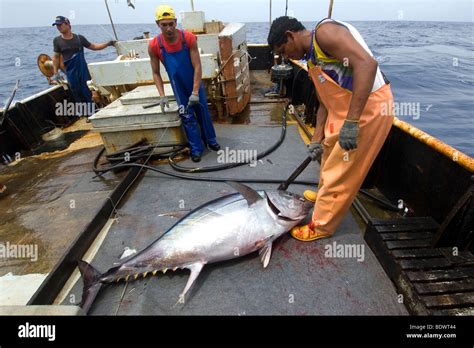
left=432, top=307, right=474, bottom=315
left=392, top=248, right=474, bottom=262
left=423, top=292, right=474, bottom=308
left=219, top=36, right=250, bottom=115
left=380, top=232, right=434, bottom=241
left=205, top=21, right=224, bottom=34
left=364, top=224, right=401, bottom=281
left=414, top=279, right=474, bottom=295
left=235, top=60, right=249, bottom=89
left=441, top=250, right=474, bottom=265
left=370, top=217, right=439, bottom=229
left=249, top=97, right=287, bottom=103
left=249, top=104, right=279, bottom=111
left=391, top=248, right=445, bottom=259
left=375, top=224, right=437, bottom=233
left=407, top=268, right=474, bottom=282
left=385, top=239, right=431, bottom=250
left=365, top=219, right=474, bottom=314
left=246, top=110, right=273, bottom=117
left=399, top=258, right=452, bottom=270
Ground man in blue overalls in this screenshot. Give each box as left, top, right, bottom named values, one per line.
left=148, top=5, right=220, bottom=162
left=52, top=16, right=115, bottom=116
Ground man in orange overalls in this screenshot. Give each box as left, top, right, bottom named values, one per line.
left=268, top=17, right=394, bottom=241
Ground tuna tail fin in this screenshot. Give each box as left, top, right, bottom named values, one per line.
left=78, top=260, right=103, bottom=314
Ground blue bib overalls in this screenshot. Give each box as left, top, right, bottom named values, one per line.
left=63, top=35, right=93, bottom=111
left=158, top=31, right=218, bottom=156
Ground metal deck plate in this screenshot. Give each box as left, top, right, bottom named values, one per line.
left=120, top=85, right=175, bottom=105
left=62, top=124, right=406, bottom=315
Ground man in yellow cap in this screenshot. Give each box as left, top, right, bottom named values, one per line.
left=148, top=5, right=220, bottom=163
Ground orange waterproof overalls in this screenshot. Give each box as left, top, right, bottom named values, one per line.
left=300, top=23, right=394, bottom=238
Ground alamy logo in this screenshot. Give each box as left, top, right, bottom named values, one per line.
left=18, top=322, right=55, bottom=341
left=381, top=100, right=421, bottom=120
left=217, top=147, right=258, bottom=167
left=324, top=241, right=365, bottom=262
left=0, top=242, right=38, bottom=262
left=55, top=100, right=96, bottom=117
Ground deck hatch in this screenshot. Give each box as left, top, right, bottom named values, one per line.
left=365, top=217, right=474, bottom=315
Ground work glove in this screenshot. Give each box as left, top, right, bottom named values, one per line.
left=159, top=96, right=170, bottom=113
left=107, top=40, right=117, bottom=47
left=339, top=120, right=359, bottom=151
left=188, top=93, right=200, bottom=108
left=307, top=141, right=323, bottom=162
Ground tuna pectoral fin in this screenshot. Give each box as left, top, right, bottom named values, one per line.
left=259, top=242, right=273, bottom=268
left=176, top=262, right=204, bottom=305
left=77, top=260, right=103, bottom=314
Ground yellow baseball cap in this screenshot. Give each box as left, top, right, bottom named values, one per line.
left=155, top=5, right=176, bottom=21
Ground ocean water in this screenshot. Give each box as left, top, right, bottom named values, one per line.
left=0, top=21, right=472, bottom=156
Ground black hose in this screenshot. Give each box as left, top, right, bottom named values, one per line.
left=92, top=102, right=401, bottom=211
left=168, top=104, right=288, bottom=173
left=358, top=189, right=400, bottom=211
left=105, top=143, right=186, bottom=163
left=92, top=103, right=316, bottom=187
left=94, top=156, right=316, bottom=186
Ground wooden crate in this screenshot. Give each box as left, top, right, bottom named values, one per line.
left=205, top=21, right=224, bottom=34
left=364, top=217, right=474, bottom=315
left=218, top=23, right=251, bottom=116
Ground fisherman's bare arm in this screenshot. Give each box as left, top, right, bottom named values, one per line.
left=87, top=41, right=115, bottom=51
left=189, top=41, right=202, bottom=95
left=52, top=52, right=61, bottom=75
left=316, top=23, right=378, bottom=122
left=148, top=45, right=166, bottom=96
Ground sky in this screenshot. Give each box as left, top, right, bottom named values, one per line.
left=0, top=0, right=473, bottom=28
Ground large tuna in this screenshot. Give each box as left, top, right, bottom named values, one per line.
left=78, top=182, right=313, bottom=312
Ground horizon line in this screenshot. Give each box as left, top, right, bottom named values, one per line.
left=1, top=19, right=473, bottom=29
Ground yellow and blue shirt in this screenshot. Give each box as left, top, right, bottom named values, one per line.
left=307, top=19, right=387, bottom=93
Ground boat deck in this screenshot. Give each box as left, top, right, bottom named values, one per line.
left=0, top=125, right=123, bottom=304
left=1, top=71, right=407, bottom=314
left=61, top=122, right=406, bottom=315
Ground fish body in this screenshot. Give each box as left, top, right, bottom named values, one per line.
left=79, top=182, right=313, bottom=312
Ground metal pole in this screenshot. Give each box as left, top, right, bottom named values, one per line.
left=278, top=157, right=312, bottom=191
left=269, top=0, right=272, bottom=25
left=0, top=80, right=20, bottom=126
left=328, top=0, right=334, bottom=18
left=104, top=0, right=119, bottom=41
left=285, top=0, right=288, bottom=16
left=191, top=0, right=195, bottom=11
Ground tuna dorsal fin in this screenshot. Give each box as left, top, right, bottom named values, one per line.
left=226, top=181, right=263, bottom=206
